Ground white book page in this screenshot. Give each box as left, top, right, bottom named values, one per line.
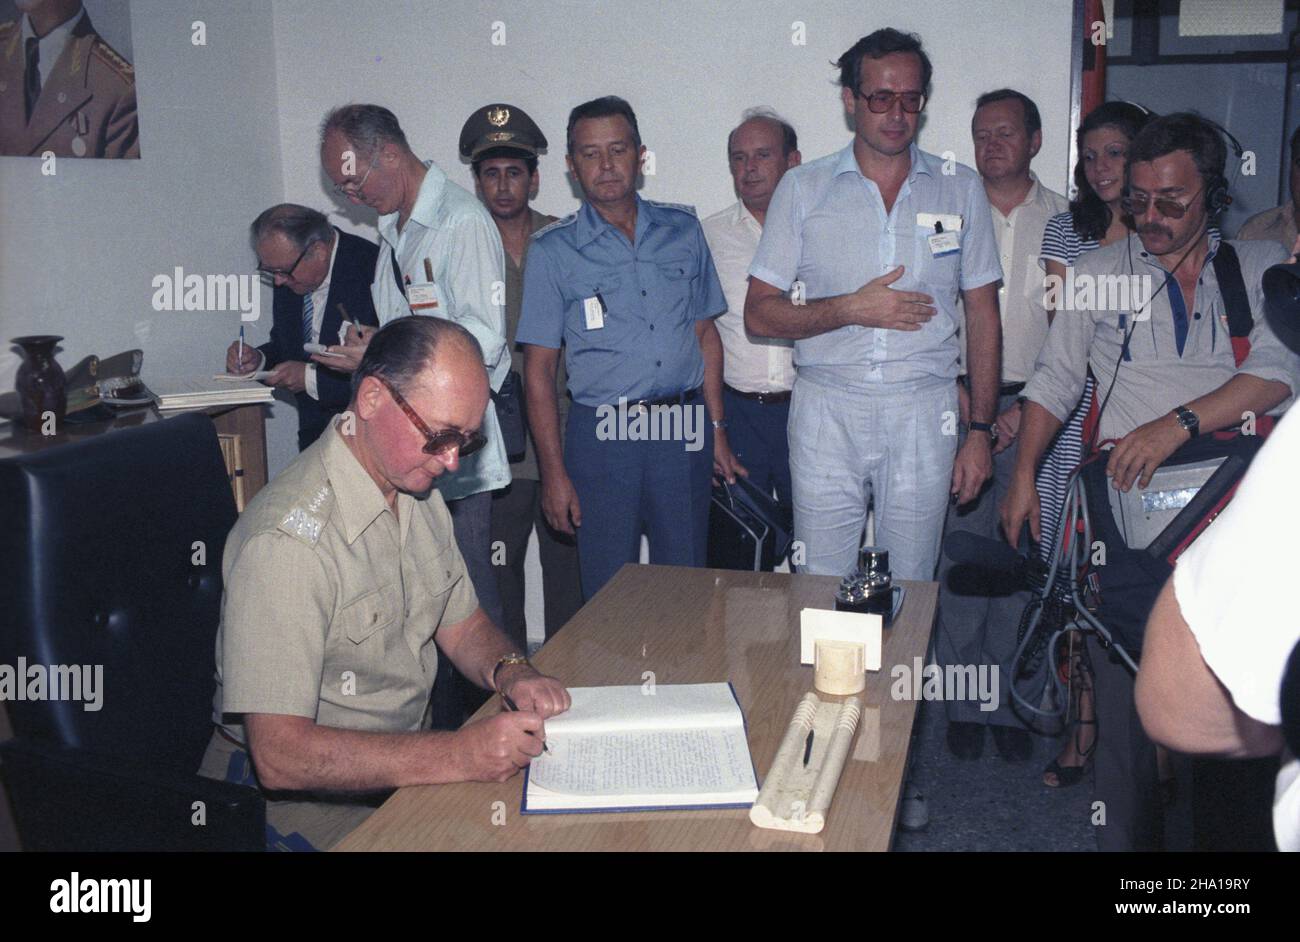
left=542, top=683, right=744, bottom=736
left=528, top=724, right=756, bottom=798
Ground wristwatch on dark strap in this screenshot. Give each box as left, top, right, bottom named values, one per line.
left=968, top=421, right=998, bottom=441
left=1173, top=405, right=1200, bottom=438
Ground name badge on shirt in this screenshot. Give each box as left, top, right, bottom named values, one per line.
left=407, top=282, right=440, bottom=312
left=927, top=229, right=961, bottom=258
left=583, top=294, right=606, bottom=330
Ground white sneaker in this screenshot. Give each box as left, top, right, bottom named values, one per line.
left=899, top=781, right=929, bottom=831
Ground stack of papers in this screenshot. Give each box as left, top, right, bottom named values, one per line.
left=149, top=376, right=274, bottom=412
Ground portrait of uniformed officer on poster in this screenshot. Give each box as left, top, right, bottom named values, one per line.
left=0, top=0, right=139, bottom=159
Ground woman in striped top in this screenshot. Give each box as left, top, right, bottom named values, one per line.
left=1038, top=101, right=1154, bottom=789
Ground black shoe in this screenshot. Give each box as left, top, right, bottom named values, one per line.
left=946, top=721, right=985, bottom=760
left=991, top=725, right=1033, bottom=762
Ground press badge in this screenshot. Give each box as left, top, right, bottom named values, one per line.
left=583, top=294, right=607, bottom=330
left=918, top=212, right=962, bottom=258
left=928, top=229, right=961, bottom=258
left=407, top=282, right=440, bottom=311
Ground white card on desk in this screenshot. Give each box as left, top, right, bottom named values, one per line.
left=799, top=607, right=882, bottom=671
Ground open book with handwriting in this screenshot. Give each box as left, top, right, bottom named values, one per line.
left=521, top=683, right=759, bottom=814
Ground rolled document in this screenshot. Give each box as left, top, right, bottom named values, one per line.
left=749, top=692, right=863, bottom=834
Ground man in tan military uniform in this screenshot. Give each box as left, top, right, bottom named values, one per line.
left=459, top=103, right=583, bottom=648
left=0, top=0, right=139, bottom=158
left=198, top=316, right=570, bottom=851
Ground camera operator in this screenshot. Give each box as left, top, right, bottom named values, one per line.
left=1000, top=113, right=1300, bottom=851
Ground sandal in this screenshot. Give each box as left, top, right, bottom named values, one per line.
left=1045, top=636, right=1096, bottom=788
left=1042, top=719, right=1095, bottom=788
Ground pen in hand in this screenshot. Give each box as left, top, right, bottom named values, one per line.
left=501, top=691, right=550, bottom=754
left=237, top=325, right=244, bottom=369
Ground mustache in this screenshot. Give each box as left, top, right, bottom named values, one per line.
left=1139, top=224, right=1172, bottom=238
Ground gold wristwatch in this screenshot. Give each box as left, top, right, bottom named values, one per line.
left=492, top=653, right=531, bottom=692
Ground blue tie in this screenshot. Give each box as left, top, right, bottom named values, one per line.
left=302, top=293, right=315, bottom=352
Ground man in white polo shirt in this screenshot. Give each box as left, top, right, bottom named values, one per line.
left=702, top=108, right=801, bottom=565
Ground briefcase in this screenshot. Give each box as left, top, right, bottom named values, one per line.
left=707, top=477, right=793, bottom=571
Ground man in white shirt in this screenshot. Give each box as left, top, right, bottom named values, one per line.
left=701, top=108, right=801, bottom=562
left=938, top=89, right=1067, bottom=762
left=319, top=104, right=511, bottom=723
left=1137, top=406, right=1300, bottom=852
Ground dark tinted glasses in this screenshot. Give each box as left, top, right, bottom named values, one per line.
left=377, top=376, right=486, bottom=459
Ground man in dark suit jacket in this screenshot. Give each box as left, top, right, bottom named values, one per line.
left=226, top=204, right=380, bottom=450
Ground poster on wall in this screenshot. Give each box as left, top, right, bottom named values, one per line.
left=0, top=0, right=138, bottom=158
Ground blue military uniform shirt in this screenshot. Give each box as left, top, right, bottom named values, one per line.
left=517, top=196, right=727, bottom=407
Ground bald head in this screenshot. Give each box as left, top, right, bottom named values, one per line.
left=351, top=316, right=486, bottom=404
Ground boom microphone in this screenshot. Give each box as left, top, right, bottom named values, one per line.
left=942, top=531, right=1048, bottom=589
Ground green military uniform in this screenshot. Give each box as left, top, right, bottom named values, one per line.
left=507, top=209, right=567, bottom=479
left=459, top=103, right=583, bottom=645
left=0, top=11, right=139, bottom=158
left=197, top=418, right=480, bottom=850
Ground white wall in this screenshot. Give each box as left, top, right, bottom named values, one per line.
left=272, top=0, right=1076, bottom=237
left=0, top=0, right=300, bottom=477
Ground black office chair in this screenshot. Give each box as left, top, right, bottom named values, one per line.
left=0, top=412, right=265, bottom=850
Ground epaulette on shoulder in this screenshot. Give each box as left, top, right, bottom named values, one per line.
left=90, top=38, right=134, bottom=82
left=646, top=200, right=699, bottom=218
left=275, top=483, right=335, bottom=546
left=532, top=213, right=577, bottom=240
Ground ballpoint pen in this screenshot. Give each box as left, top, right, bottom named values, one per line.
left=238, top=325, right=244, bottom=366
left=501, top=691, right=550, bottom=754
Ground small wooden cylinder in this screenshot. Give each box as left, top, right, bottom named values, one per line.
left=813, top=638, right=866, bottom=695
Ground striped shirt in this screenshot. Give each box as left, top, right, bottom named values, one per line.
left=1034, top=211, right=1098, bottom=556
left=1039, top=210, right=1098, bottom=268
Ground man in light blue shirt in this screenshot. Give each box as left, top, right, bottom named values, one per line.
left=319, top=103, right=510, bottom=725
left=518, top=96, right=731, bottom=600
left=746, top=29, right=1003, bottom=587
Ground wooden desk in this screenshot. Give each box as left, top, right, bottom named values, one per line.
left=336, top=564, right=938, bottom=852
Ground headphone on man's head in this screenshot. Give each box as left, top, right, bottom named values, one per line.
left=1202, top=117, right=1243, bottom=216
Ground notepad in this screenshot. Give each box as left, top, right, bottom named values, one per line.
left=521, top=683, right=759, bottom=814
left=149, top=376, right=274, bottom=411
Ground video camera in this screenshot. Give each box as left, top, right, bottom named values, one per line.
left=943, top=431, right=1262, bottom=720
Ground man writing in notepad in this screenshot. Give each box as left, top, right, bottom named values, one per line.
left=225, top=204, right=380, bottom=451
left=202, top=317, right=570, bottom=851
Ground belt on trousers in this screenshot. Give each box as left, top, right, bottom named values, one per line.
left=724, top=383, right=792, bottom=405
left=617, top=386, right=702, bottom=414
left=959, top=377, right=1025, bottom=397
